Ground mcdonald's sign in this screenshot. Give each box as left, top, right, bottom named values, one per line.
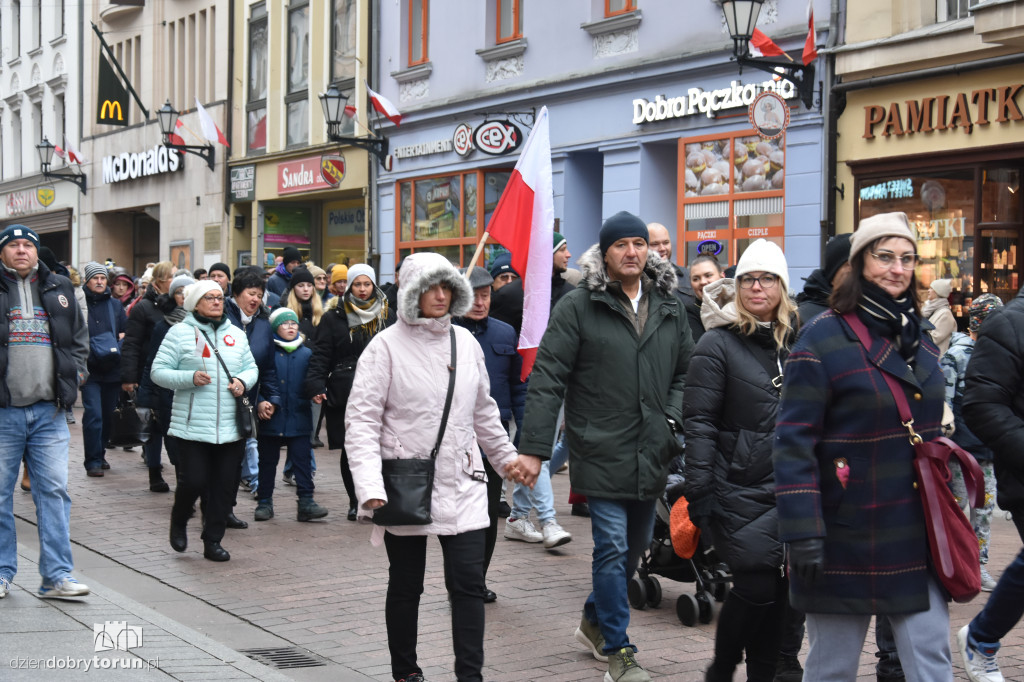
left=96, top=53, right=129, bottom=126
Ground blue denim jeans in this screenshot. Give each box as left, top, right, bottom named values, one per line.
left=969, top=512, right=1024, bottom=644
left=511, top=461, right=555, bottom=524
left=81, top=380, right=120, bottom=471
left=241, top=437, right=259, bottom=487
left=549, top=437, right=569, bottom=474
left=0, top=402, right=75, bottom=585
left=583, top=497, right=657, bottom=653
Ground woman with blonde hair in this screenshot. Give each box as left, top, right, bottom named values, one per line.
left=284, top=267, right=322, bottom=343
left=683, top=239, right=797, bottom=681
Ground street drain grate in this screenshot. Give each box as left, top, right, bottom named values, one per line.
left=240, top=646, right=328, bottom=669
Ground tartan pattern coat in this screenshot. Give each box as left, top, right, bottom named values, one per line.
left=773, top=309, right=944, bottom=615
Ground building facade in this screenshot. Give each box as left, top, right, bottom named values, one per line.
left=833, top=0, right=1024, bottom=327
left=0, top=0, right=83, bottom=264
left=372, top=0, right=829, bottom=287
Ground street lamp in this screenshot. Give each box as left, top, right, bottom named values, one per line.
left=319, top=84, right=392, bottom=170
left=36, top=137, right=87, bottom=195
left=156, top=100, right=215, bottom=172
left=719, top=0, right=816, bottom=110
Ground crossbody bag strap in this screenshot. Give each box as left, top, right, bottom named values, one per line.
left=200, top=329, right=235, bottom=385
left=108, top=299, right=119, bottom=338
left=430, top=327, right=457, bottom=460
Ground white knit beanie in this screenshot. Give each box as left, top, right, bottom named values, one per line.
left=347, top=263, right=376, bottom=286
left=930, top=278, right=952, bottom=299
left=183, top=280, right=223, bottom=312
left=734, top=239, right=790, bottom=292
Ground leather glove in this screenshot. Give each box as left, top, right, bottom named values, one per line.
left=788, top=538, right=825, bottom=586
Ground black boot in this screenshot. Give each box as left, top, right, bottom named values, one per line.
left=149, top=467, right=170, bottom=492
left=169, top=520, right=187, bottom=552
left=203, top=541, right=230, bottom=562
left=225, top=512, right=248, bottom=529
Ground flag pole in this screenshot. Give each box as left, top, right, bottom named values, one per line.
left=464, top=230, right=490, bottom=280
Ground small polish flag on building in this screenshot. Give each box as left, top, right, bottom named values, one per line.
left=170, top=119, right=187, bottom=147
left=486, top=106, right=554, bottom=380
left=195, top=97, right=230, bottom=147
left=749, top=28, right=786, bottom=58
left=64, top=136, right=86, bottom=165
left=803, top=0, right=818, bottom=66
left=366, top=84, right=402, bottom=126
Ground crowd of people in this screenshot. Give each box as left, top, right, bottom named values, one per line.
left=0, top=212, right=1022, bottom=682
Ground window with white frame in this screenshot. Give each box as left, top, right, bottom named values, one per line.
left=286, top=1, right=309, bottom=147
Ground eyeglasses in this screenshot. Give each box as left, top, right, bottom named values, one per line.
left=737, top=274, right=779, bottom=289
left=276, top=320, right=299, bottom=327
left=869, top=251, right=918, bottom=269
left=200, top=295, right=225, bottom=303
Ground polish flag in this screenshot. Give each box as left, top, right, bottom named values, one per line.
left=64, top=136, right=86, bottom=165
left=486, top=106, right=554, bottom=381
left=170, top=119, right=187, bottom=147
left=54, top=143, right=66, bottom=161
left=803, top=0, right=818, bottom=66
left=366, top=84, right=402, bottom=126
left=344, top=104, right=357, bottom=120
left=195, top=332, right=212, bottom=359
left=195, top=97, right=230, bottom=147
left=750, top=28, right=786, bottom=58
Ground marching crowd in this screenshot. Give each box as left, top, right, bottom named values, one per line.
left=0, top=211, right=1022, bottom=682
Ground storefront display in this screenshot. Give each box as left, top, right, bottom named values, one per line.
left=264, top=205, right=313, bottom=266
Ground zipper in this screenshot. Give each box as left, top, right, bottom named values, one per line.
left=187, top=392, right=195, bottom=422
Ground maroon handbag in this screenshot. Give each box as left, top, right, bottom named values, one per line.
left=843, top=313, right=984, bottom=603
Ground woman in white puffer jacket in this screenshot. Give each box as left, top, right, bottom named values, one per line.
left=346, top=252, right=536, bottom=682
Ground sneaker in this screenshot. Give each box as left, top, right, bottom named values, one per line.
left=395, top=674, right=425, bottom=682
left=311, top=437, right=324, bottom=448
left=65, top=412, right=75, bottom=424
left=504, top=517, right=543, bottom=543
left=282, top=471, right=295, bottom=486
left=297, top=497, right=329, bottom=522
left=542, top=520, right=572, bottom=549
left=240, top=479, right=253, bottom=492
left=254, top=502, right=274, bottom=521
left=774, top=653, right=803, bottom=682
left=574, top=614, right=608, bottom=662
left=605, top=647, right=650, bottom=682
left=38, top=577, right=90, bottom=600
left=0, top=576, right=9, bottom=599
left=980, top=566, right=997, bottom=592
left=958, top=624, right=1004, bottom=682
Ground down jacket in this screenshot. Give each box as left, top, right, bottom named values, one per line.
left=682, top=278, right=787, bottom=574
left=964, top=286, right=1024, bottom=512
left=150, top=314, right=259, bottom=444
left=346, top=252, right=519, bottom=539
left=518, top=247, right=693, bottom=500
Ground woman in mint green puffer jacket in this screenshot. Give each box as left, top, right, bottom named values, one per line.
left=151, top=280, right=259, bottom=563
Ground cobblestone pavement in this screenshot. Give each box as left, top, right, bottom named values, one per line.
left=6, top=409, right=1023, bottom=680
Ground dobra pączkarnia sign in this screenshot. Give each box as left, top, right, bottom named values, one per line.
left=863, top=84, right=1023, bottom=139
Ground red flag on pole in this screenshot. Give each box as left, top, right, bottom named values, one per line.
left=803, top=0, right=818, bottom=65
left=750, top=28, right=786, bottom=58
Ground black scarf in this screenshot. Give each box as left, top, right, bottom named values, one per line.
left=193, top=312, right=228, bottom=329
left=857, top=278, right=920, bottom=362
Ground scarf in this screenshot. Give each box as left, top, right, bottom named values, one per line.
left=344, top=289, right=388, bottom=340
left=857, top=278, right=920, bottom=362
left=921, top=296, right=949, bottom=320
left=273, top=333, right=306, bottom=352
left=164, top=306, right=187, bottom=325
left=192, top=312, right=228, bottom=329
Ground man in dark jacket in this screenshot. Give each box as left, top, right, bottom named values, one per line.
left=795, top=233, right=852, bottom=327
left=266, top=247, right=302, bottom=297
left=959, top=285, right=1024, bottom=681
left=490, top=232, right=574, bottom=335
left=0, top=225, right=91, bottom=601
left=518, top=212, right=693, bottom=682
left=646, top=222, right=694, bottom=304
left=80, top=262, right=128, bottom=477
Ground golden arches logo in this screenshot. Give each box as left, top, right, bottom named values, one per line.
left=100, top=100, right=124, bottom=122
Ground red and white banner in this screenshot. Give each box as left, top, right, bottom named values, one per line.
left=486, top=106, right=554, bottom=380
left=366, top=85, right=402, bottom=126
left=750, top=28, right=786, bottom=58
left=195, top=97, right=230, bottom=147
left=803, top=0, right=818, bottom=66
left=195, top=331, right=211, bottom=359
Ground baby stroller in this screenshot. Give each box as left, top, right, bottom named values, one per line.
left=628, top=459, right=731, bottom=626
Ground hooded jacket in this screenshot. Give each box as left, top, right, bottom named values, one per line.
left=345, top=252, right=519, bottom=539
left=795, top=268, right=832, bottom=326
left=682, top=277, right=787, bottom=573
left=518, top=246, right=693, bottom=500
left=923, top=296, right=956, bottom=355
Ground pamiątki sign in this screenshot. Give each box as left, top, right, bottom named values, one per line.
left=863, top=84, right=1023, bottom=139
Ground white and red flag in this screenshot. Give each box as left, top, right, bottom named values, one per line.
left=803, top=0, right=818, bottom=66
left=195, top=97, right=230, bottom=147
left=486, top=106, right=554, bottom=381
left=750, top=28, right=786, bottom=58
left=64, top=136, right=86, bottom=165
left=195, top=332, right=212, bottom=359
left=170, top=119, right=187, bottom=147
left=366, top=84, right=402, bottom=126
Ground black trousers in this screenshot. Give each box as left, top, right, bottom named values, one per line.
left=482, top=457, right=502, bottom=578
left=170, top=438, right=244, bottom=543
left=384, top=529, right=487, bottom=682
left=709, top=569, right=788, bottom=682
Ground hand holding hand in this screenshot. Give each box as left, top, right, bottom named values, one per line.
left=788, top=538, right=825, bottom=586
left=121, top=382, right=137, bottom=393
left=365, top=499, right=386, bottom=510
left=313, top=393, right=326, bottom=404
left=257, top=401, right=275, bottom=420
left=192, top=371, right=212, bottom=387
left=505, top=455, right=542, bottom=488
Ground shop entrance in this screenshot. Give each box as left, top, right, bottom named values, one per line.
left=133, top=214, right=160, bottom=274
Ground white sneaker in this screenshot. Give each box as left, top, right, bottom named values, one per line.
left=958, top=624, right=1004, bottom=682
left=504, top=517, right=543, bottom=543
left=0, top=576, right=9, bottom=599
left=980, top=566, right=997, bottom=592
left=282, top=472, right=295, bottom=486
left=542, top=520, right=572, bottom=549
left=38, top=577, right=90, bottom=600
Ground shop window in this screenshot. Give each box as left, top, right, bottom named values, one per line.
left=264, top=205, right=313, bottom=263
left=408, top=0, right=428, bottom=66
left=497, top=0, right=522, bottom=43
left=324, top=200, right=365, bottom=266
left=678, top=131, right=785, bottom=268
left=606, top=0, right=636, bottom=18
left=247, top=3, right=268, bottom=153
left=396, top=169, right=513, bottom=266
left=286, top=2, right=310, bottom=147
left=937, top=0, right=970, bottom=22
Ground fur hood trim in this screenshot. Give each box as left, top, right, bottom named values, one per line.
left=576, top=244, right=678, bottom=296
left=397, top=252, right=473, bottom=324
left=700, top=277, right=739, bottom=330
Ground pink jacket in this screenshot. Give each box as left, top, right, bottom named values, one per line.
left=345, top=253, right=518, bottom=540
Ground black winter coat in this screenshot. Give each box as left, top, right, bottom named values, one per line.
left=964, top=286, right=1024, bottom=512
left=84, top=287, right=128, bottom=383
left=683, top=324, right=788, bottom=574
left=795, top=268, right=832, bottom=329
left=490, top=272, right=575, bottom=336
left=120, top=285, right=165, bottom=384
left=225, top=298, right=281, bottom=409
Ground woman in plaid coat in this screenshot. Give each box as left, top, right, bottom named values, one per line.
left=773, top=212, right=953, bottom=681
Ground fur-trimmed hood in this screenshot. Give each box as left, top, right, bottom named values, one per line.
left=397, top=252, right=473, bottom=325
left=576, top=244, right=678, bottom=297
left=700, top=277, right=738, bottom=331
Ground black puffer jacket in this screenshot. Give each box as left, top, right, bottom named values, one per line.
left=683, top=278, right=788, bottom=574
left=964, top=286, right=1024, bottom=512
left=795, top=268, right=831, bottom=328
left=490, top=271, right=574, bottom=336
left=120, top=285, right=165, bottom=384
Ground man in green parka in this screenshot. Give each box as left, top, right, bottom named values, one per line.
left=518, top=211, right=693, bottom=682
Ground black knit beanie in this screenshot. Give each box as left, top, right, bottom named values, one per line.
left=599, top=211, right=648, bottom=256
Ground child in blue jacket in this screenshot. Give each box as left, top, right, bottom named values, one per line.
left=255, top=308, right=328, bottom=522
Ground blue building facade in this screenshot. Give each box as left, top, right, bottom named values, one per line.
left=372, top=0, right=827, bottom=287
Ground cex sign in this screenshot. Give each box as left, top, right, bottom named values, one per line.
left=278, top=156, right=333, bottom=195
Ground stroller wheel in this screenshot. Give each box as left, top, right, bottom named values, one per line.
left=676, top=593, right=699, bottom=626
left=713, top=569, right=731, bottom=603
left=697, top=590, right=714, bottom=624
left=627, top=576, right=648, bottom=610
left=644, top=576, right=662, bottom=608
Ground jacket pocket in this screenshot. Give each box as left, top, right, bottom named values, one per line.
left=380, top=429, right=408, bottom=460
left=460, top=447, right=487, bottom=483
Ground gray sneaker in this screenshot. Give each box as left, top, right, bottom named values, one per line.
left=504, top=517, right=543, bottom=542
left=604, top=647, right=650, bottom=682
left=0, top=576, right=9, bottom=599
left=574, top=614, right=608, bottom=662
left=38, top=577, right=89, bottom=599
left=542, top=520, right=572, bottom=549
left=980, top=566, right=997, bottom=592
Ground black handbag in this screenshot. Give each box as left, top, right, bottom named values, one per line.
left=107, top=391, right=147, bottom=447
left=202, top=330, right=258, bottom=439
left=373, top=327, right=456, bottom=526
